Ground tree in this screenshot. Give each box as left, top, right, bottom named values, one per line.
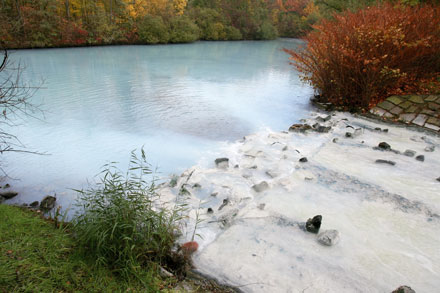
left=0, top=48, right=41, bottom=156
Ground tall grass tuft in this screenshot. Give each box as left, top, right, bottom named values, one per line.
left=73, top=149, right=184, bottom=280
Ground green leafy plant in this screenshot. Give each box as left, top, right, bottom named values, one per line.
left=73, top=149, right=184, bottom=280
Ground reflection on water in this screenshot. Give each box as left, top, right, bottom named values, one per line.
left=2, top=39, right=313, bottom=206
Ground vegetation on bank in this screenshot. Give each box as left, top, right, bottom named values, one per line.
left=284, top=2, right=440, bottom=111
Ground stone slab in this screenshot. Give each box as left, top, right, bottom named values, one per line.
left=399, top=101, right=413, bottom=109
left=409, top=95, right=425, bottom=104
left=425, top=123, right=440, bottom=131
left=376, top=100, right=395, bottom=111
left=390, top=106, right=403, bottom=115
left=425, top=95, right=438, bottom=102
left=428, top=102, right=440, bottom=111
left=387, top=96, right=403, bottom=105
left=412, top=114, right=428, bottom=126
left=427, top=117, right=440, bottom=127
left=399, top=113, right=416, bottom=123
left=406, top=105, right=419, bottom=113
left=370, top=107, right=387, bottom=117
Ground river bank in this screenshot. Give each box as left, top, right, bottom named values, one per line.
left=157, top=110, right=440, bottom=292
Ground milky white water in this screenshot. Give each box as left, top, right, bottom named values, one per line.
left=1, top=39, right=313, bottom=209
left=158, top=112, right=440, bottom=292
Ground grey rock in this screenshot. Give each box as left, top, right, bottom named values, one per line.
left=345, top=132, right=353, bottom=138
left=316, top=115, right=331, bottom=122
left=378, top=142, right=391, bottom=150
left=192, top=183, right=201, bottom=189
left=0, top=191, right=18, bottom=199
left=30, top=201, right=39, bottom=208
left=391, top=285, right=416, bottom=293
left=424, top=145, right=435, bottom=152
left=266, top=170, right=279, bottom=178
left=218, top=198, right=229, bottom=211
left=436, top=177, right=440, bottom=182
left=3, top=183, right=10, bottom=188
left=252, top=181, right=269, bottom=193
left=376, top=159, right=396, bottom=166
left=211, top=192, right=218, bottom=197
left=317, top=230, right=340, bottom=246
left=403, top=150, right=416, bottom=157
left=282, top=146, right=288, bottom=151
left=215, top=158, right=229, bottom=169
left=207, top=208, right=214, bottom=214
left=332, top=138, right=338, bottom=143
left=258, top=203, right=266, bottom=210
left=306, top=215, right=322, bottom=233
left=299, top=157, right=308, bottom=163
left=316, top=125, right=332, bottom=133
left=40, top=195, right=56, bottom=211
left=289, top=124, right=312, bottom=133
left=416, top=155, right=425, bottom=162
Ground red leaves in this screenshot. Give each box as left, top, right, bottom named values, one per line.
left=284, top=3, right=440, bottom=110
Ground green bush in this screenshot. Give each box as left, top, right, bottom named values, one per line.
left=256, top=21, right=278, bottom=40
left=168, top=16, right=200, bottom=43
left=73, top=149, right=184, bottom=279
left=225, top=25, right=243, bottom=40
left=137, top=15, right=169, bottom=44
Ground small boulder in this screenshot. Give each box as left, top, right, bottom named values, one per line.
left=345, top=132, right=353, bottom=138
left=252, top=181, right=269, bottom=193
left=403, top=150, right=416, bottom=157
left=306, top=215, right=322, bottom=234
left=40, top=196, right=56, bottom=211
left=391, top=285, right=416, bottom=293
left=316, top=115, right=331, bottom=123
left=30, top=201, right=39, bottom=208
left=317, top=230, right=340, bottom=246
left=215, top=158, right=229, bottom=169
left=299, top=157, right=308, bottom=163
left=207, top=208, right=214, bottom=214
left=289, top=124, right=312, bottom=133
left=437, top=177, right=440, bottom=182
left=0, top=191, right=18, bottom=200
left=3, top=183, right=10, bottom=188
left=415, top=155, right=425, bottom=162
left=424, top=145, right=435, bottom=152
left=375, top=159, right=396, bottom=166
left=378, top=142, right=391, bottom=150
left=316, top=125, right=332, bottom=133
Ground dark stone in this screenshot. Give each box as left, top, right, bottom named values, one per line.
left=345, top=132, right=353, bottom=138
left=30, top=201, right=39, bottom=208
left=306, top=215, right=322, bottom=234
left=391, top=285, right=416, bottom=293
left=383, top=129, right=389, bottom=133
left=207, top=208, right=214, bottom=214
left=416, top=155, right=425, bottom=162
left=436, top=177, right=440, bottom=182
left=316, top=126, right=332, bottom=133
left=211, top=192, right=218, bottom=197
left=376, top=159, right=396, bottom=166
left=0, top=191, right=18, bottom=199
left=282, top=146, right=288, bottom=151
left=192, top=183, right=201, bottom=189
left=289, top=124, right=312, bottom=133
left=378, top=142, right=391, bottom=150
left=218, top=198, right=229, bottom=211
left=215, top=158, right=229, bottom=168
left=234, top=164, right=239, bottom=168
left=299, top=157, right=308, bottom=163
left=316, top=115, right=331, bottom=122
left=252, top=181, right=269, bottom=192
left=403, top=150, right=416, bottom=157
left=40, top=196, right=56, bottom=211
left=4, top=183, right=10, bottom=188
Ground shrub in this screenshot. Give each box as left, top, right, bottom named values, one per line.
left=168, top=16, right=200, bottom=43
left=256, top=21, right=278, bottom=40
left=284, top=3, right=440, bottom=110
left=137, top=15, right=169, bottom=44
left=73, top=149, right=184, bottom=279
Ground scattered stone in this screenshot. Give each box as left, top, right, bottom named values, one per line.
left=436, top=177, right=440, bottom=182
left=252, top=181, right=269, bottom=193
left=249, top=165, right=258, bottom=169
left=211, top=192, right=218, bottom=197
left=282, top=146, right=288, bottom=151
left=316, top=115, right=331, bottom=122
left=4, top=184, right=10, bottom=188
left=409, top=95, right=424, bottom=104
left=416, top=155, right=425, bottom=162
left=306, top=215, right=322, bottom=234
left=378, top=142, right=391, bottom=150
left=403, top=150, right=416, bottom=157
left=234, top=164, right=239, bottom=168
left=192, top=183, right=201, bottom=189
left=316, top=125, right=332, bottom=133
left=218, top=199, right=229, bottom=210
left=317, top=230, right=340, bottom=246
left=345, top=132, right=353, bottom=138
left=375, top=159, right=396, bottom=166
left=40, top=195, right=56, bottom=211
left=424, top=145, right=435, bottom=152
left=383, top=129, right=389, bottom=133
left=207, top=208, right=214, bottom=214
left=30, top=201, right=39, bottom=208
left=376, top=100, right=395, bottom=111
left=299, top=157, right=308, bottom=163
left=258, top=203, right=266, bottom=210
left=391, top=285, right=416, bottom=293
left=399, top=113, right=416, bottom=123
left=374, top=127, right=382, bottom=131
left=215, top=158, right=229, bottom=169
left=0, top=191, right=18, bottom=200
left=332, top=138, right=338, bottom=143
left=289, top=124, right=312, bottom=133
left=387, top=96, right=403, bottom=105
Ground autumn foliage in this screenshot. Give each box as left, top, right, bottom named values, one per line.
left=284, top=3, right=440, bottom=111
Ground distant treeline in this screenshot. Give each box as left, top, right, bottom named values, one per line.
left=1, top=0, right=438, bottom=48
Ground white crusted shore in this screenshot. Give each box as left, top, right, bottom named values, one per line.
left=158, top=111, right=440, bottom=293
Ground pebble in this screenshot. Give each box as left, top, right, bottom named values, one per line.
left=375, top=159, right=396, bottom=166
left=345, top=132, right=353, bottom=138
left=391, top=285, right=416, bottom=293
left=403, top=150, right=416, bottom=157
left=215, top=158, right=229, bottom=169
left=317, top=230, right=340, bottom=246
left=416, top=155, right=425, bottom=162
left=207, top=208, right=214, bottom=214
left=252, top=181, right=269, bottom=193
left=299, top=157, right=308, bottom=163
left=424, top=145, right=435, bottom=152
left=306, top=215, right=322, bottom=234
left=378, top=142, right=391, bottom=150
left=436, top=177, right=440, bottom=182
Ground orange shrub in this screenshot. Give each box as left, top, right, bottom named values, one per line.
left=284, top=3, right=440, bottom=111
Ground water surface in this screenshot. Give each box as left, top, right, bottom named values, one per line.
left=2, top=39, right=313, bottom=207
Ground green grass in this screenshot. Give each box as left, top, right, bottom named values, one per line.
left=0, top=204, right=165, bottom=292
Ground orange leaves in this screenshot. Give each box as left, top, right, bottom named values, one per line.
left=283, top=3, right=440, bottom=111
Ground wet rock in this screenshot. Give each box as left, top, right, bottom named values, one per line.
left=218, top=198, right=229, bottom=211
left=316, top=115, right=331, bottom=122
left=424, top=145, right=435, bottom=152
left=383, top=129, right=389, bottom=133
left=391, top=285, right=416, bottom=293
left=316, top=125, right=332, bottom=133
left=252, top=181, right=269, bottom=193
left=234, top=164, right=239, bottom=168
left=207, top=208, right=214, bottom=214
left=345, top=132, right=353, bottom=138
left=30, top=201, right=39, bottom=208
left=403, top=150, right=416, bottom=157
left=3, top=183, right=10, bottom=188
left=258, top=203, right=266, bottom=210
left=40, top=196, right=56, bottom=211
left=378, top=142, right=391, bottom=150
left=211, top=192, right=218, bottom=197
left=306, top=215, right=322, bottom=234
left=332, top=138, right=338, bottom=143
left=289, top=124, right=312, bottom=133
left=317, top=230, right=340, bottom=246
left=415, top=155, right=425, bottom=162
left=0, top=191, right=18, bottom=199
left=376, top=159, right=396, bottom=166
left=282, top=146, right=288, bottom=151
left=299, top=157, right=308, bottom=163
left=436, top=177, right=440, bottom=182
left=192, top=183, right=201, bottom=189
left=215, top=158, right=229, bottom=169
